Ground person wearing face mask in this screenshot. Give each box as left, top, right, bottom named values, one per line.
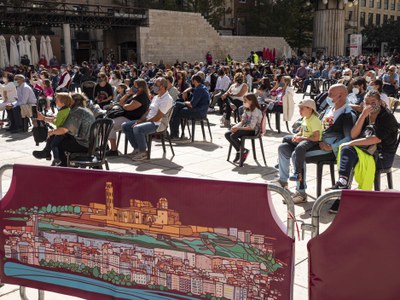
left=338, top=68, right=355, bottom=94
left=380, top=65, right=399, bottom=97
left=364, top=70, right=376, bottom=91
left=94, top=72, right=114, bottom=109
left=220, top=72, right=248, bottom=127
left=328, top=90, right=398, bottom=211
left=5, top=74, right=37, bottom=133
left=210, top=68, right=231, bottom=114
left=0, top=72, right=17, bottom=112
left=55, top=64, right=71, bottom=92
left=225, top=93, right=263, bottom=165
left=371, top=79, right=390, bottom=107
left=105, top=79, right=151, bottom=156
left=169, top=74, right=210, bottom=139
left=349, top=77, right=367, bottom=114
left=122, top=77, right=173, bottom=160
left=293, top=60, right=308, bottom=93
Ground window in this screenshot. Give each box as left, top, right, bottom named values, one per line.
left=384, top=0, right=389, bottom=9
left=369, top=0, right=374, bottom=7
left=368, top=13, right=374, bottom=25
left=349, top=11, right=353, bottom=20
left=361, top=0, right=366, bottom=6
left=383, top=14, right=388, bottom=23
left=377, top=0, right=382, bottom=8
left=390, top=15, right=395, bottom=21
left=376, top=14, right=381, bottom=25
left=360, top=12, right=366, bottom=26
left=391, top=0, right=395, bottom=9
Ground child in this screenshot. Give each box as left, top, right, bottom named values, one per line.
left=225, top=93, right=263, bottom=164
left=48, top=93, right=71, bottom=166
left=287, top=99, right=323, bottom=181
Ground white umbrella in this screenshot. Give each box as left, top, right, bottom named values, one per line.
left=46, top=36, right=53, bottom=62
left=24, top=35, right=32, bottom=62
left=18, top=35, right=26, bottom=59
left=30, top=36, right=39, bottom=65
left=9, top=35, right=20, bottom=66
left=0, top=35, right=10, bottom=68
left=39, top=36, right=48, bottom=62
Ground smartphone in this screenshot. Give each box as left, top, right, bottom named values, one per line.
left=31, top=105, right=38, bottom=119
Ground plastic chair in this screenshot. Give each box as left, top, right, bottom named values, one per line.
left=303, top=78, right=323, bottom=99
left=146, top=108, right=175, bottom=159
left=182, top=115, right=213, bottom=142
left=374, top=124, right=400, bottom=191
left=322, top=79, right=337, bottom=92
left=80, top=81, right=96, bottom=101
left=227, top=106, right=267, bottom=167
left=305, top=151, right=336, bottom=197
left=67, top=118, right=114, bottom=170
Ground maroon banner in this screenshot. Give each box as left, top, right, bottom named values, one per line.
left=308, top=190, right=400, bottom=300
left=0, top=164, right=294, bottom=300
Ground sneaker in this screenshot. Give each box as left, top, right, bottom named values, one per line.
left=33, top=150, right=52, bottom=160
left=126, top=149, right=140, bottom=157
left=292, top=191, right=308, bottom=204
left=329, top=199, right=340, bottom=214
left=105, top=150, right=119, bottom=157
left=325, top=177, right=349, bottom=191
left=240, top=149, right=249, bottom=164
left=232, top=152, right=240, bottom=163
left=51, top=159, right=62, bottom=167
left=289, top=173, right=302, bottom=182
left=132, top=151, right=148, bottom=161
left=268, top=179, right=288, bottom=189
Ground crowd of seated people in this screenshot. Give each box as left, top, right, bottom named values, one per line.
left=0, top=54, right=399, bottom=207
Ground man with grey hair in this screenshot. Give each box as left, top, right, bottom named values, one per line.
left=122, top=77, right=173, bottom=160
left=6, top=74, right=37, bottom=133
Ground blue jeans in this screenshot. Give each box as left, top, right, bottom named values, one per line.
left=122, top=120, right=157, bottom=152
left=50, top=135, right=66, bottom=160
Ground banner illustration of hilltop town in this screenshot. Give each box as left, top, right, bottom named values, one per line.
left=0, top=165, right=294, bottom=300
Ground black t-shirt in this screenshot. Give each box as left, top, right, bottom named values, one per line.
left=124, top=93, right=150, bottom=120
left=94, top=83, right=113, bottom=102
left=363, top=107, right=398, bottom=154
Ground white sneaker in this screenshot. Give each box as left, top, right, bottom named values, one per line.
left=132, top=151, right=148, bottom=161
left=292, top=191, right=308, bottom=204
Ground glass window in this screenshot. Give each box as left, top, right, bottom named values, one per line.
left=361, top=0, right=367, bottom=6
left=383, top=14, right=388, bottom=23
left=384, top=0, right=389, bottom=9
left=360, top=12, right=366, bottom=26
left=369, top=0, right=374, bottom=7
left=376, top=14, right=381, bottom=25
left=391, top=0, right=396, bottom=9
left=377, top=0, right=382, bottom=8
left=368, top=13, right=374, bottom=25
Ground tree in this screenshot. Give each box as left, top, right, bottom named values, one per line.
left=362, top=19, right=400, bottom=51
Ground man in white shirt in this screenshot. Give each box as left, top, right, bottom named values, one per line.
left=122, top=77, right=173, bottom=160
left=56, top=64, right=71, bottom=92
left=209, top=69, right=231, bottom=113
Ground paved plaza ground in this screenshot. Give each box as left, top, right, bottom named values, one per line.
left=0, top=92, right=399, bottom=300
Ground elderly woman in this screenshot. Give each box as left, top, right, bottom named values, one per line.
left=329, top=90, right=398, bottom=212
left=106, top=79, right=151, bottom=156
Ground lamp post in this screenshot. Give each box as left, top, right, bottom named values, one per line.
left=307, top=0, right=358, bottom=56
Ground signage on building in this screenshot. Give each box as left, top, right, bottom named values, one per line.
left=350, top=34, right=362, bottom=56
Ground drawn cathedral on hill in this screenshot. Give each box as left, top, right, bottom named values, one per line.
left=70, top=182, right=214, bottom=238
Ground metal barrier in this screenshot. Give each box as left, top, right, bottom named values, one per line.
left=268, top=183, right=296, bottom=240
left=301, top=190, right=341, bottom=238
left=0, top=164, right=44, bottom=300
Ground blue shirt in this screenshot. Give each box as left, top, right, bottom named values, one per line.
left=191, top=83, right=210, bottom=117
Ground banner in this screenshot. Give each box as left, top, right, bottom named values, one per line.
left=0, top=164, right=294, bottom=300
left=349, top=34, right=362, bottom=57
left=308, top=190, right=400, bottom=300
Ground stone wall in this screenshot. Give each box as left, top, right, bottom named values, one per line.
left=137, top=9, right=292, bottom=64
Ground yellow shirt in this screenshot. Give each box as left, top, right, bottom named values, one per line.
left=301, top=113, right=322, bottom=140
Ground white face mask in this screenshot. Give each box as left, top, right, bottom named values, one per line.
left=352, top=88, right=360, bottom=95
left=343, top=75, right=351, bottom=81
left=365, top=76, right=372, bottom=82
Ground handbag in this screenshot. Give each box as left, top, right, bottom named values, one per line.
left=358, top=125, right=377, bottom=156
left=106, top=105, right=125, bottom=119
